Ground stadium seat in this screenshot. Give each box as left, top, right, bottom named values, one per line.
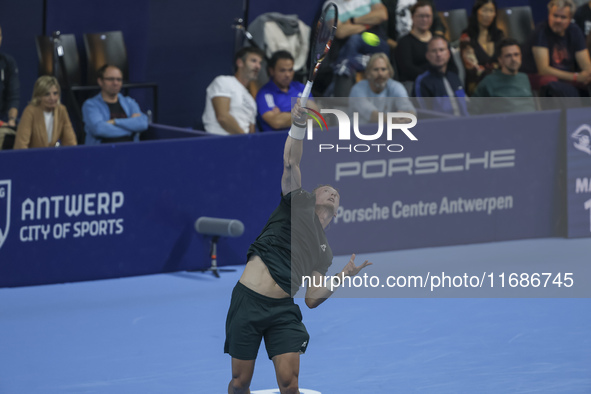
left=496, top=6, right=535, bottom=45
left=83, top=31, right=159, bottom=121
left=83, top=31, right=130, bottom=83
left=438, top=9, right=468, bottom=45
left=35, top=33, right=81, bottom=87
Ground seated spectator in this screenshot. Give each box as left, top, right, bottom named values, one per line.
left=574, top=1, right=591, bottom=38
left=522, top=0, right=591, bottom=97
left=202, top=47, right=263, bottom=135
left=256, top=51, right=306, bottom=132
left=82, top=64, right=148, bottom=145
left=415, top=35, right=469, bottom=116
left=383, top=0, right=445, bottom=51
left=395, top=1, right=435, bottom=83
left=460, top=0, right=504, bottom=96
left=350, top=52, right=415, bottom=124
left=331, top=0, right=389, bottom=97
left=470, top=38, right=536, bottom=114
left=0, top=24, right=19, bottom=128
left=14, top=76, right=77, bottom=149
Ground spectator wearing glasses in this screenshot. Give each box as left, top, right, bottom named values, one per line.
left=395, top=1, right=436, bottom=84
left=82, top=64, right=148, bottom=145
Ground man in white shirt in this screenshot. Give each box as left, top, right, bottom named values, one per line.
left=202, top=47, right=264, bottom=135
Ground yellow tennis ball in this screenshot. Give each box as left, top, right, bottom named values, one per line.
left=361, top=32, right=380, bottom=47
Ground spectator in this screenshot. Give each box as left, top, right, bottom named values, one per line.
left=415, top=35, right=469, bottom=116
left=14, top=76, right=76, bottom=149
left=471, top=38, right=536, bottom=114
left=0, top=24, right=19, bottom=127
left=460, top=0, right=504, bottom=96
left=82, top=64, right=148, bottom=145
left=395, top=1, right=435, bottom=84
left=350, top=52, right=415, bottom=124
left=256, top=51, right=306, bottom=132
left=202, top=47, right=263, bottom=135
left=331, top=0, right=389, bottom=97
left=383, top=0, right=445, bottom=50
left=522, top=0, right=591, bottom=97
left=574, top=1, right=591, bottom=38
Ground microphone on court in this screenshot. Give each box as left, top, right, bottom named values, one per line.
left=194, top=217, right=245, bottom=238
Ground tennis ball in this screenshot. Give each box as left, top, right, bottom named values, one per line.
left=361, top=32, right=380, bottom=47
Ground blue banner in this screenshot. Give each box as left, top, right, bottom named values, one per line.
left=300, top=110, right=564, bottom=254
left=566, top=108, right=591, bottom=238
left=0, top=109, right=567, bottom=287
left=0, top=134, right=285, bottom=287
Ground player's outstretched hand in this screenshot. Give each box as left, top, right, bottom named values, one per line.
left=342, top=253, right=372, bottom=277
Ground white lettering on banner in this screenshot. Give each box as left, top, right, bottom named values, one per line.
left=335, top=150, right=515, bottom=180
left=585, top=199, right=591, bottom=232
left=439, top=196, right=513, bottom=215
left=16, top=191, right=126, bottom=244
left=306, top=109, right=417, bottom=152
left=333, top=195, right=514, bottom=224
left=576, top=178, right=590, bottom=193
left=73, top=219, right=124, bottom=238
left=21, top=192, right=124, bottom=221
left=20, top=224, right=51, bottom=241
left=319, top=144, right=404, bottom=153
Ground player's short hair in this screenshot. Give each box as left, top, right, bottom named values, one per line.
left=31, top=75, right=60, bottom=106
left=548, top=0, right=575, bottom=14
left=234, top=46, right=265, bottom=70
left=410, top=0, right=434, bottom=16
left=96, top=64, right=123, bottom=79
left=268, top=50, right=294, bottom=70
left=365, top=52, right=394, bottom=79
left=313, top=184, right=340, bottom=197
left=495, top=37, right=520, bottom=58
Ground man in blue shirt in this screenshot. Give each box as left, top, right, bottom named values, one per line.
left=82, top=64, right=148, bottom=145
left=255, top=51, right=307, bottom=132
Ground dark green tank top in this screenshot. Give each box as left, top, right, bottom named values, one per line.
left=247, top=189, right=333, bottom=296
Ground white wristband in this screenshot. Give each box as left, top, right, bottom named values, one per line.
left=288, top=123, right=306, bottom=140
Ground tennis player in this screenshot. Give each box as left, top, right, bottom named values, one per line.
left=225, top=104, right=372, bottom=394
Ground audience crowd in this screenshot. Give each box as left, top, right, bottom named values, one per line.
left=2, top=0, right=591, bottom=147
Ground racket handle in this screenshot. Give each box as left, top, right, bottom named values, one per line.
left=300, top=81, right=313, bottom=108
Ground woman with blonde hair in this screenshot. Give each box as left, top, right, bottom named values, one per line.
left=14, top=76, right=77, bottom=149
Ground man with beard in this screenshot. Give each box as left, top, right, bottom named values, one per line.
left=471, top=38, right=536, bottom=114
left=202, top=47, right=264, bottom=135
left=349, top=52, right=415, bottom=124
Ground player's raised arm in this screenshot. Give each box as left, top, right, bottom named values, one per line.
left=281, top=102, right=307, bottom=195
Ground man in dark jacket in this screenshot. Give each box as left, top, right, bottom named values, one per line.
left=414, top=35, right=469, bottom=116
left=0, top=25, right=20, bottom=127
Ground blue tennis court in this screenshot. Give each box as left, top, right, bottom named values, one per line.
left=1, top=237, right=589, bottom=393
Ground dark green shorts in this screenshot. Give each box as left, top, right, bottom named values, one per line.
left=224, top=282, right=309, bottom=360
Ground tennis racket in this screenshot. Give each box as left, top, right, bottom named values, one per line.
left=300, top=2, right=338, bottom=108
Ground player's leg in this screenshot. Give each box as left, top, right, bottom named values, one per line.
left=228, top=358, right=256, bottom=394
left=264, top=301, right=309, bottom=394
left=225, top=283, right=264, bottom=394
left=271, top=352, right=300, bottom=394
